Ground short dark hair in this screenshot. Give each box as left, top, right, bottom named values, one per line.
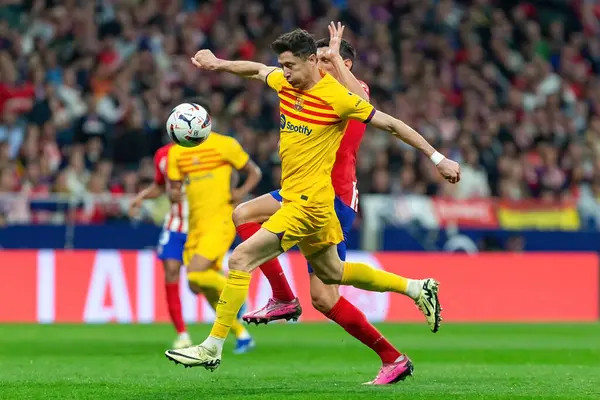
left=315, top=38, right=356, bottom=62
left=271, top=29, right=316, bottom=59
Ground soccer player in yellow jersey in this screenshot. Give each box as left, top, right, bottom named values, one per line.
left=167, top=123, right=262, bottom=354
left=165, top=27, right=460, bottom=374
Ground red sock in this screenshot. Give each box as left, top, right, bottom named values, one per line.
left=165, top=282, right=186, bottom=334
left=236, top=222, right=295, bottom=302
left=326, top=297, right=402, bottom=364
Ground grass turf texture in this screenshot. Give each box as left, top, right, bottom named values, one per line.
left=0, top=324, right=599, bottom=399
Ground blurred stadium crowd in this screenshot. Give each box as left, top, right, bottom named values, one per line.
left=2, top=0, right=600, bottom=224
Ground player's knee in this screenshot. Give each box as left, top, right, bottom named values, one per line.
left=228, top=245, right=252, bottom=273
left=232, top=202, right=253, bottom=226
left=163, top=260, right=181, bottom=283
left=310, top=287, right=339, bottom=314
left=187, top=255, right=212, bottom=272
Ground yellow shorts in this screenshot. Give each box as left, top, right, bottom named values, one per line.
left=262, top=200, right=343, bottom=257
left=183, top=214, right=236, bottom=269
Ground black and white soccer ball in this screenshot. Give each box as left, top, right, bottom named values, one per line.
left=166, top=103, right=212, bottom=147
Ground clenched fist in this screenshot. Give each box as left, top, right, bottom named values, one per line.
left=190, top=50, right=221, bottom=71
left=436, top=158, right=461, bottom=184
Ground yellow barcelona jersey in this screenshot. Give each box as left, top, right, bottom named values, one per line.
left=266, top=69, right=375, bottom=206
left=167, top=132, right=250, bottom=226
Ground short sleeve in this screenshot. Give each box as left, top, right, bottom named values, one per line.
left=329, top=83, right=376, bottom=123
left=225, top=138, right=250, bottom=170
left=167, top=146, right=182, bottom=181
left=265, top=68, right=285, bottom=92
left=153, top=151, right=166, bottom=185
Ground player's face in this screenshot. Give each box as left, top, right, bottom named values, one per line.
left=278, top=51, right=318, bottom=88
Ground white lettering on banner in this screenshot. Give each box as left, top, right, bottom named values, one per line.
left=136, top=251, right=155, bottom=323
left=83, top=251, right=133, bottom=323
left=338, top=251, right=389, bottom=322
left=434, top=200, right=494, bottom=225
left=37, top=250, right=55, bottom=323
left=393, top=195, right=439, bottom=229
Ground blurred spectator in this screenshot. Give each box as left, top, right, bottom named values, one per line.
left=0, top=0, right=600, bottom=226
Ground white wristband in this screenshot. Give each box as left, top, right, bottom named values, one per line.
left=430, top=151, right=445, bottom=166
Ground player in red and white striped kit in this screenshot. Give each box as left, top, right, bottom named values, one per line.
left=130, top=143, right=192, bottom=349
left=231, top=25, right=410, bottom=385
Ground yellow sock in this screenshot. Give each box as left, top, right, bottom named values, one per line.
left=187, top=269, right=228, bottom=292
left=209, top=270, right=251, bottom=340
left=341, top=261, right=409, bottom=294
left=204, top=289, right=249, bottom=340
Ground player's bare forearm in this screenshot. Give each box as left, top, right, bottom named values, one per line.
left=330, top=55, right=368, bottom=100
left=369, top=111, right=435, bottom=157
left=168, top=180, right=183, bottom=204
left=233, top=160, right=262, bottom=199
left=138, top=183, right=164, bottom=200
left=215, top=60, right=276, bottom=81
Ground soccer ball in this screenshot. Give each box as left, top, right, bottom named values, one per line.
left=166, top=103, right=212, bottom=147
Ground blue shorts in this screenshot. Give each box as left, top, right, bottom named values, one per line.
left=156, top=229, right=187, bottom=263
left=269, top=190, right=356, bottom=273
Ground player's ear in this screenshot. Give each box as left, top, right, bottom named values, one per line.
left=344, top=59, right=353, bottom=70
left=307, top=53, right=317, bottom=65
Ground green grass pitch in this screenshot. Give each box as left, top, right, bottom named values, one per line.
left=1, top=323, right=599, bottom=399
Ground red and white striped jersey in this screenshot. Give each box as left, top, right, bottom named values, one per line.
left=154, top=144, right=189, bottom=233
left=330, top=80, right=370, bottom=212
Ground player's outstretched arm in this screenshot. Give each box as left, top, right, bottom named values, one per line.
left=369, top=111, right=461, bottom=183
left=325, top=22, right=368, bottom=100
left=191, top=50, right=276, bottom=82
left=128, top=183, right=164, bottom=218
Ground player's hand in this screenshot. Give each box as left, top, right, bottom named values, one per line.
left=326, top=21, right=345, bottom=60
left=230, top=189, right=246, bottom=205
left=128, top=198, right=142, bottom=219
left=437, top=159, right=461, bottom=184
left=190, top=50, right=221, bottom=71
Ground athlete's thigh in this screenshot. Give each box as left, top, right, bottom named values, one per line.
left=233, top=191, right=282, bottom=225
left=304, top=244, right=344, bottom=284
left=230, top=227, right=283, bottom=272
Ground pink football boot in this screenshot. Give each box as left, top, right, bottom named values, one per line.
left=242, top=298, right=302, bottom=324
left=364, top=355, right=414, bottom=385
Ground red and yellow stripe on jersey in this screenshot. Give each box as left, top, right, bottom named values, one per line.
left=266, top=69, right=375, bottom=207
left=167, top=132, right=249, bottom=229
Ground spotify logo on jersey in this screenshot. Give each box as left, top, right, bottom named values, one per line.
left=279, top=114, right=312, bottom=136
left=280, top=114, right=286, bottom=129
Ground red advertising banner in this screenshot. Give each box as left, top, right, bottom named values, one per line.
left=0, top=251, right=597, bottom=323
left=431, top=198, right=498, bottom=228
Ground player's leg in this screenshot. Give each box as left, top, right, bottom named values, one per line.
left=233, top=192, right=300, bottom=324
left=165, top=204, right=304, bottom=369
left=308, top=275, right=411, bottom=385
left=184, top=225, right=253, bottom=352
left=156, top=230, right=190, bottom=348
left=305, top=237, right=442, bottom=333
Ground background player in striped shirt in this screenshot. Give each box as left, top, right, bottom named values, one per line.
left=130, top=101, right=261, bottom=352
left=166, top=26, right=459, bottom=378
left=234, top=24, right=408, bottom=385
left=167, top=115, right=262, bottom=354
left=130, top=142, right=192, bottom=349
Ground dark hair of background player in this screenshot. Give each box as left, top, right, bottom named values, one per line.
left=271, top=29, right=317, bottom=59
left=315, top=38, right=356, bottom=62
